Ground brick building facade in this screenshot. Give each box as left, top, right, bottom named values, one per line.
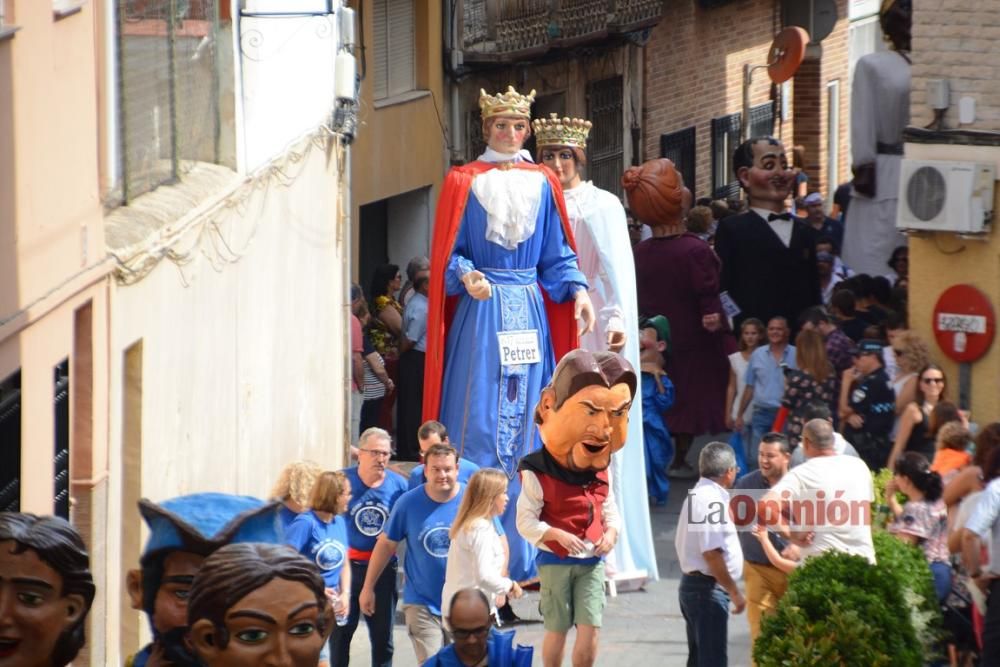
left=910, top=1, right=1000, bottom=130
left=643, top=0, right=852, bottom=202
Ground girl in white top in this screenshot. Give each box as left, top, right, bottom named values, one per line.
left=441, top=468, right=523, bottom=627
left=725, top=318, right=765, bottom=433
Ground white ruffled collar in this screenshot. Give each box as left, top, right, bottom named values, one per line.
left=478, top=147, right=535, bottom=164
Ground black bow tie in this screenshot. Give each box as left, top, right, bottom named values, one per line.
left=768, top=212, right=793, bottom=221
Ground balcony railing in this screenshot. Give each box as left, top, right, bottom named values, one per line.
left=460, top=0, right=665, bottom=62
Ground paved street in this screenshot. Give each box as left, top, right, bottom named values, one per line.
left=349, top=474, right=753, bottom=666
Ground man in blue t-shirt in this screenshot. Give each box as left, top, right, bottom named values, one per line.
left=361, top=442, right=465, bottom=663
left=331, top=427, right=408, bottom=667
left=407, top=420, right=481, bottom=490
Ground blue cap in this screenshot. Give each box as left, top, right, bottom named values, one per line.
left=853, top=339, right=883, bottom=355
left=138, top=493, right=281, bottom=563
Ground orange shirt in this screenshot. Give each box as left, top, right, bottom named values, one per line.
left=931, top=448, right=972, bottom=476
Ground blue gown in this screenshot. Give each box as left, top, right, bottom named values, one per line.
left=642, top=372, right=675, bottom=505
left=440, top=174, right=586, bottom=581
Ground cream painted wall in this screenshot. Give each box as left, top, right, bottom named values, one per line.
left=110, top=136, right=345, bottom=499
left=8, top=1, right=104, bottom=312
left=905, top=142, right=1000, bottom=422
left=108, top=134, right=346, bottom=658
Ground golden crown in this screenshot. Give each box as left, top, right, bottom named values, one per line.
left=532, top=113, right=593, bottom=150
left=479, top=86, right=536, bottom=120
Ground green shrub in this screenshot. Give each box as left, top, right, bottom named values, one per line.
left=754, top=533, right=943, bottom=667
left=872, top=531, right=944, bottom=655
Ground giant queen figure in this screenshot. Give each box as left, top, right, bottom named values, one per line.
left=424, top=86, right=595, bottom=581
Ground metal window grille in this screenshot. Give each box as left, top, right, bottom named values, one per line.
left=54, top=361, right=70, bottom=520
left=0, top=371, right=21, bottom=513
left=586, top=76, right=624, bottom=200
left=660, top=126, right=696, bottom=191
left=749, top=101, right=775, bottom=139
left=711, top=112, right=742, bottom=200
left=116, top=0, right=221, bottom=203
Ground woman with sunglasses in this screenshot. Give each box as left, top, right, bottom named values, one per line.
left=887, top=363, right=947, bottom=469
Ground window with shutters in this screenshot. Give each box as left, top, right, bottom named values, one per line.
left=711, top=112, right=742, bottom=200
left=660, top=126, right=696, bottom=190
left=586, top=77, right=624, bottom=199
left=372, top=0, right=415, bottom=101
left=114, top=0, right=223, bottom=203
left=748, top=101, right=775, bottom=139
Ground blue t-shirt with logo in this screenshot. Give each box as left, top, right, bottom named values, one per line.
left=285, top=510, right=349, bottom=589
left=384, top=484, right=464, bottom=616
left=343, top=467, right=408, bottom=554
left=407, top=459, right=505, bottom=536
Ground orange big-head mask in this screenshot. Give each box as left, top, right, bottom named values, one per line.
left=534, top=350, right=637, bottom=473
left=622, top=158, right=684, bottom=229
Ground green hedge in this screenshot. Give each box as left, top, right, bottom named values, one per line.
left=753, top=532, right=942, bottom=666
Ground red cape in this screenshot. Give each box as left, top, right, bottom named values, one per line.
left=422, top=161, right=579, bottom=421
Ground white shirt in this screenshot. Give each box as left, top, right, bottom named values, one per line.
left=675, top=477, right=743, bottom=581
left=769, top=454, right=876, bottom=564
left=751, top=207, right=793, bottom=248
left=966, top=478, right=1000, bottom=577
left=516, top=469, right=622, bottom=559
left=440, top=518, right=512, bottom=624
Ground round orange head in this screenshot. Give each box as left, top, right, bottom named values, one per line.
left=622, top=158, right=684, bottom=228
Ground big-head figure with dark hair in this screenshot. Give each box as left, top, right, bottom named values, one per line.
left=188, top=543, right=332, bottom=667
left=0, top=513, right=95, bottom=667
left=516, top=349, right=636, bottom=667
left=124, top=494, right=281, bottom=667
left=714, top=136, right=821, bottom=333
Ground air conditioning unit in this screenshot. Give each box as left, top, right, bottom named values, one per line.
left=897, top=159, right=996, bottom=234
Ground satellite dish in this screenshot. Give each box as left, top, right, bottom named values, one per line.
left=767, top=27, right=809, bottom=84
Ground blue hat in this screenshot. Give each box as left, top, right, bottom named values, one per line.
left=138, top=493, right=281, bottom=563
left=853, top=339, right=883, bottom=356
left=804, top=192, right=824, bottom=206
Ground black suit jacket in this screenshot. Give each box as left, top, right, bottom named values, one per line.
left=714, top=210, right=821, bottom=330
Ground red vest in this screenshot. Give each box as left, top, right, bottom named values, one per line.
left=536, top=471, right=609, bottom=558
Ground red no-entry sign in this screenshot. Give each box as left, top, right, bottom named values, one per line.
left=932, top=284, right=996, bottom=363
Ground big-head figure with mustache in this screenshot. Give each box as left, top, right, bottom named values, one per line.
left=516, top=349, right=635, bottom=667
left=714, top=137, right=821, bottom=334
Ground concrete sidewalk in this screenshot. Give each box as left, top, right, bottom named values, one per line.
left=348, top=475, right=753, bottom=665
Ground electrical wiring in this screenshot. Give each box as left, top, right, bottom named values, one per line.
left=112, top=127, right=344, bottom=286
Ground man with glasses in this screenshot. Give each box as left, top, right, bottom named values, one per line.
left=360, top=443, right=465, bottom=663
left=331, top=427, right=408, bottom=667
left=425, top=588, right=533, bottom=666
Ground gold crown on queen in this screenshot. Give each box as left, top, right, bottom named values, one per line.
left=479, top=86, right=536, bottom=119
left=533, top=113, right=593, bottom=150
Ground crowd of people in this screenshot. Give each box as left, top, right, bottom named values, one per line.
left=13, top=2, right=1000, bottom=664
